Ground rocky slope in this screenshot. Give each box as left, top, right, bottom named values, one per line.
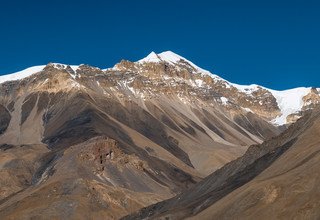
left=0, top=137, right=199, bottom=219
left=123, top=107, right=320, bottom=220
left=0, top=51, right=319, bottom=219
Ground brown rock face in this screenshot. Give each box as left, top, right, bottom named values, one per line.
left=302, top=87, right=320, bottom=110
left=79, top=137, right=148, bottom=173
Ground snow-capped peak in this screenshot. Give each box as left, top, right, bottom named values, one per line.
left=0, top=63, right=81, bottom=84
left=138, top=51, right=161, bottom=63
left=138, top=52, right=318, bottom=125
left=137, top=51, right=222, bottom=80
left=157, top=51, right=186, bottom=64
left=138, top=51, right=203, bottom=70
left=0, top=65, right=46, bottom=84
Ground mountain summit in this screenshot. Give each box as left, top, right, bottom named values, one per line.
left=137, top=51, right=212, bottom=75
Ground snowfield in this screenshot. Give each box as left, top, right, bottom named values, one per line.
left=269, top=87, right=311, bottom=125
left=0, top=65, right=46, bottom=84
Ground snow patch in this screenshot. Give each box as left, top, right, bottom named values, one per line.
left=220, top=97, right=228, bottom=105
left=231, top=82, right=313, bottom=125
left=69, top=79, right=82, bottom=89
left=243, top=107, right=253, bottom=113
left=231, top=83, right=261, bottom=95
left=269, top=87, right=311, bottom=125
left=195, top=79, right=205, bottom=87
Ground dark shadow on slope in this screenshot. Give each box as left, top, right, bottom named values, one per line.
left=21, top=93, right=38, bottom=125
left=234, top=112, right=281, bottom=140
left=122, top=138, right=297, bottom=220
left=0, top=144, right=15, bottom=151
left=39, top=91, right=199, bottom=194
left=0, top=105, right=11, bottom=135
left=93, top=96, right=194, bottom=168
left=42, top=92, right=193, bottom=168
left=31, top=151, right=63, bottom=185
left=122, top=111, right=316, bottom=220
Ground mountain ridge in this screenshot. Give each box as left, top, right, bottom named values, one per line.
left=1, top=51, right=319, bottom=126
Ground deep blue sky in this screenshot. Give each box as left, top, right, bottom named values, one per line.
left=0, top=0, right=319, bottom=89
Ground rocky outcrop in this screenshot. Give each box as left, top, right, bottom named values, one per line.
left=78, top=137, right=148, bottom=172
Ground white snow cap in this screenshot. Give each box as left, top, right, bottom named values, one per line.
left=138, top=51, right=220, bottom=78
left=138, top=51, right=161, bottom=63
left=0, top=65, right=46, bottom=84
left=0, top=63, right=80, bottom=84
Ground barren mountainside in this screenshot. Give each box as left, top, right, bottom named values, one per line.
left=124, top=107, right=320, bottom=219
left=0, top=51, right=319, bottom=219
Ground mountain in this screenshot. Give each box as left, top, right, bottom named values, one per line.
left=0, top=51, right=319, bottom=219
left=123, top=106, right=320, bottom=220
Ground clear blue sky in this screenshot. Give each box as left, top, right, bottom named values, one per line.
left=0, top=0, right=319, bottom=89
